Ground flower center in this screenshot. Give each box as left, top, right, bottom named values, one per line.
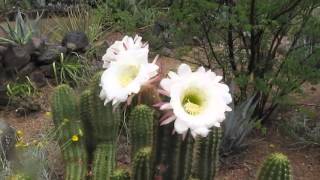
left=118, top=65, right=139, bottom=87
left=181, top=88, right=206, bottom=116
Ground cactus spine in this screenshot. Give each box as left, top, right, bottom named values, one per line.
left=193, top=127, right=222, bottom=180
left=129, top=105, right=154, bottom=157
left=133, top=147, right=152, bottom=180
left=51, top=85, right=87, bottom=180
left=110, top=168, right=130, bottom=180
left=257, top=153, right=291, bottom=180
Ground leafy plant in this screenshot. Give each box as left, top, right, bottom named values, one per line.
left=220, top=94, right=258, bottom=155
left=0, top=9, right=42, bottom=45
left=52, top=53, right=93, bottom=87
left=6, top=77, right=37, bottom=99
left=167, top=0, right=320, bottom=122
left=99, top=0, right=164, bottom=32
left=279, top=107, right=320, bottom=147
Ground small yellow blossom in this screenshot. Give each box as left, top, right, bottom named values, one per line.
left=71, top=135, right=79, bottom=142
left=45, top=111, right=52, bottom=117
left=16, top=130, right=23, bottom=137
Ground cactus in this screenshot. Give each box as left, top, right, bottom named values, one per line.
left=87, top=72, right=121, bottom=144
left=92, top=144, right=116, bottom=180
left=51, top=75, right=292, bottom=180
left=192, top=127, right=222, bottom=180
left=133, top=147, right=152, bottom=180
left=168, top=133, right=194, bottom=180
left=51, top=85, right=88, bottom=180
left=129, top=105, right=154, bottom=157
left=79, top=90, right=95, bottom=157
left=110, top=168, right=130, bottom=180
left=79, top=72, right=121, bottom=180
left=257, top=153, right=291, bottom=180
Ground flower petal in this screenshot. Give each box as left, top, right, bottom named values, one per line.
left=174, top=120, right=189, bottom=134
left=177, top=64, right=192, bottom=75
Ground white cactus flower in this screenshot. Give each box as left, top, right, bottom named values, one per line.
left=100, top=36, right=158, bottom=106
left=159, top=64, right=232, bottom=138
left=102, top=35, right=148, bottom=68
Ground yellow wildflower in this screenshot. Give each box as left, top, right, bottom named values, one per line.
left=71, top=135, right=79, bottom=142
left=16, top=130, right=23, bottom=137
left=45, top=111, right=52, bottom=117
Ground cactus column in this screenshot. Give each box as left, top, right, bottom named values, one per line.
left=129, top=105, right=154, bottom=157
left=257, top=153, right=291, bottom=180
left=192, top=127, right=222, bottom=180
left=133, top=147, right=152, bottom=180
left=80, top=72, right=121, bottom=180
left=51, top=85, right=88, bottom=180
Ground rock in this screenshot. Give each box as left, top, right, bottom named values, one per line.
left=30, top=71, right=47, bottom=88
left=0, top=45, right=7, bottom=55
left=0, top=63, right=5, bottom=82
left=0, top=120, right=16, bottom=161
left=0, top=85, right=9, bottom=106
left=62, top=31, right=89, bottom=52
left=19, top=62, right=36, bottom=76
left=37, top=45, right=66, bottom=65
left=31, top=37, right=44, bottom=51
left=39, top=64, right=54, bottom=78
left=160, top=47, right=173, bottom=56
left=14, top=96, right=41, bottom=116
left=3, top=45, right=31, bottom=70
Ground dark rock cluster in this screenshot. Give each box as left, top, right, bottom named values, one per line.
left=0, top=31, right=89, bottom=108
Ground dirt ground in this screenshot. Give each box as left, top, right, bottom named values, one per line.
left=217, top=128, right=320, bottom=180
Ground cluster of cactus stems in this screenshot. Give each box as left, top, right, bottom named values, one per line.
left=51, top=85, right=87, bottom=180
left=51, top=72, right=293, bottom=180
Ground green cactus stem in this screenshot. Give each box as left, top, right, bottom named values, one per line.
left=110, top=168, right=131, bottom=180
left=173, top=133, right=194, bottom=180
left=51, top=84, right=88, bottom=180
left=92, top=144, right=116, bottom=180
left=193, top=127, right=222, bottom=180
left=129, top=105, right=154, bottom=157
left=257, top=153, right=291, bottom=180
left=80, top=89, right=95, bottom=158
left=88, top=72, right=121, bottom=144
left=133, top=147, right=152, bottom=180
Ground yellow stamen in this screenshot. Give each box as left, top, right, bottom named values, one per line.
left=183, top=100, right=202, bottom=115
left=119, top=65, right=139, bottom=87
